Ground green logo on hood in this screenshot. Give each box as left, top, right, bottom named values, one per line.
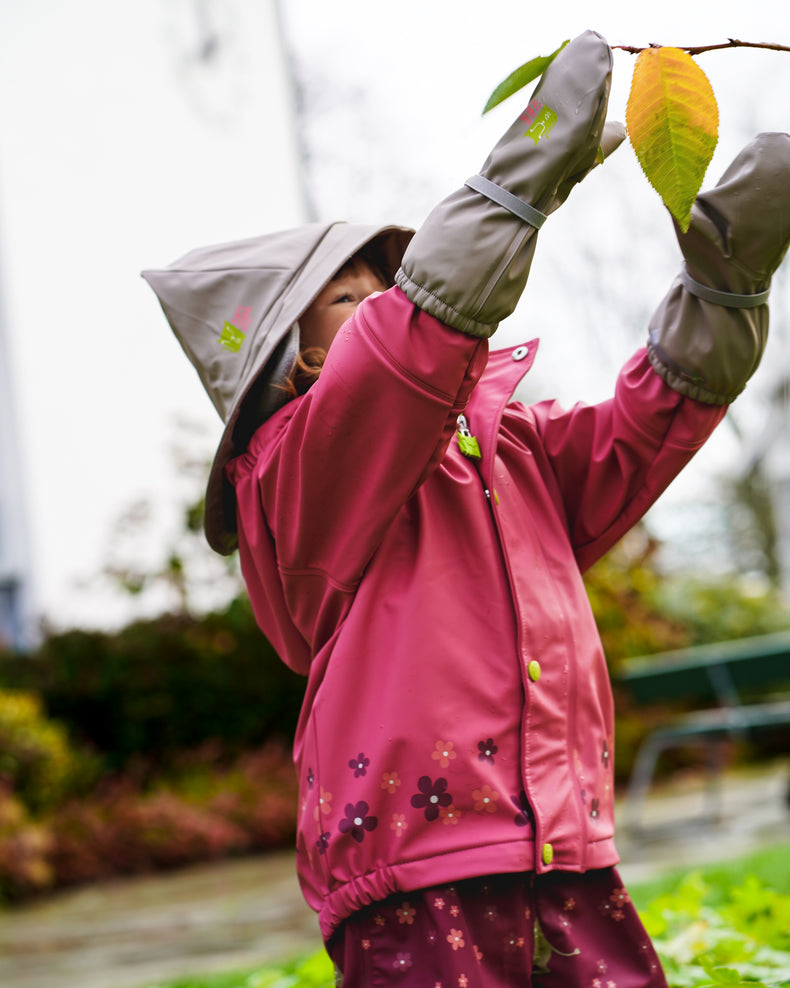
left=218, top=321, right=245, bottom=352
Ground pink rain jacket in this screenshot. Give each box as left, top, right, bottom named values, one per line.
left=227, top=286, right=725, bottom=941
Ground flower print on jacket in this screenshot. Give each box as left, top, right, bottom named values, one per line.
left=511, top=790, right=535, bottom=829
left=338, top=801, right=378, bottom=843
left=431, top=740, right=457, bottom=769
left=390, top=813, right=408, bottom=837
left=380, top=770, right=402, bottom=794
left=411, top=776, right=452, bottom=821
left=306, top=767, right=315, bottom=789
left=313, top=788, right=332, bottom=821
left=601, top=739, right=611, bottom=770
left=349, top=753, right=370, bottom=778
left=590, top=797, right=600, bottom=824
left=473, top=784, right=499, bottom=813
left=316, top=831, right=330, bottom=856
left=477, top=738, right=498, bottom=765
left=440, top=804, right=462, bottom=825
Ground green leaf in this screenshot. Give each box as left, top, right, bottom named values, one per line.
left=625, top=46, right=719, bottom=231
left=700, top=960, right=745, bottom=985
left=482, top=40, right=569, bottom=114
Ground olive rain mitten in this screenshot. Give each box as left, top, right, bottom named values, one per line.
left=395, top=29, right=625, bottom=339
left=648, top=132, right=790, bottom=405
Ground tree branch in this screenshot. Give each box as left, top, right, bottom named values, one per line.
left=614, top=39, right=790, bottom=56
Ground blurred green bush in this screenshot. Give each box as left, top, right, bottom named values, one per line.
left=0, top=688, right=100, bottom=811
left=0, top=596, right=305, bottom=772
left=0, top=595, right=305, bottom=902
left=0, top=740, right=297, bottom=901
left=0, top=787, right=53, bottom=898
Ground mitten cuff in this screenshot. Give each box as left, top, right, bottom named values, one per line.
left=647, top=274, right=769, bottom=405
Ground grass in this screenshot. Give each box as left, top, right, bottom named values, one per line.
left=148, top=842, right=790, bottom=988
left=145, top=950, right=334, bottom=988
left=627, top=840, right=790, bottom=910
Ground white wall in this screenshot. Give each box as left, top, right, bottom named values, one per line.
left=0, top=0, right=306, bottom=629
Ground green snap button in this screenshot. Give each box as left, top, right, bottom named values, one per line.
left=528, top=660, right=541, bottom=682
left=542, top=842, right=554, bottom=866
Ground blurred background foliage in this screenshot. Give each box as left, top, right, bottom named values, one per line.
left=1, top=599, right=303, bottom=770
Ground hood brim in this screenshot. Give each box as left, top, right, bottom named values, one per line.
left=202, top=223, right=413, bottom=554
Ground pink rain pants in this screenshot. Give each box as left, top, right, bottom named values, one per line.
left=327, top=867, right=667, bottom=988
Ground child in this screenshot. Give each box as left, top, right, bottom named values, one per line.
left=143, top=31, right=790, bottom=988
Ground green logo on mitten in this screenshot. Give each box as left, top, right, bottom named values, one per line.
left=526, top=105, right=557, bottom=145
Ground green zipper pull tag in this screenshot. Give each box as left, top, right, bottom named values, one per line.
left=456, top=413, right=481, bottom=459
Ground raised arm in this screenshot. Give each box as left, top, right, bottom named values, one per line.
left=231, top=31, right=625, bottom=658
left=532, top=133, right=790, bottom=569
left=396, top=30, right=623, bottom=338
left=647, top=132, right=790, bottom=404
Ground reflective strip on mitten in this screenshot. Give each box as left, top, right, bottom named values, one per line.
left=648, top=132, right=790, bottom=404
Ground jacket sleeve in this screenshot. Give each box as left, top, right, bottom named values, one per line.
left=229, top=287, right=487, bottom=652
left=529, top=348, right=727, bottom=572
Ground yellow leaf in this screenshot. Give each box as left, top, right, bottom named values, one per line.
left=626, top=47, right=718, bottom=231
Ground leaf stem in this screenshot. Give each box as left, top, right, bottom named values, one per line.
left=614, top=39, right=790, bottom=56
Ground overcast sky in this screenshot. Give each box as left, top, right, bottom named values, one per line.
left=2, top=0, right=790, bottom=634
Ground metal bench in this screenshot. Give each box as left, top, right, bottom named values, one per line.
left=616, top=630, right=790, bottom=834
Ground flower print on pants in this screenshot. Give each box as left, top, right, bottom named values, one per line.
left=411, top=776, right=452, bottom=821
left=338, top=801, right=378, bottom=843
left=392, top=951, right=412, bottom=971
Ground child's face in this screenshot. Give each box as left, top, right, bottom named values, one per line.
left=299, top=257, right=388, bottom=353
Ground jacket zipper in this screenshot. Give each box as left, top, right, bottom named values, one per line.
left=456, top=414, right=492, bottom=504
left=458, top=410, right=546, bottom=861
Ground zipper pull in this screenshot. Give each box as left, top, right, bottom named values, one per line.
left=456, top=413, right=481, bottom=460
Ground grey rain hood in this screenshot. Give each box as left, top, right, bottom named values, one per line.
left=142, top=221, right=413, bottom=554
